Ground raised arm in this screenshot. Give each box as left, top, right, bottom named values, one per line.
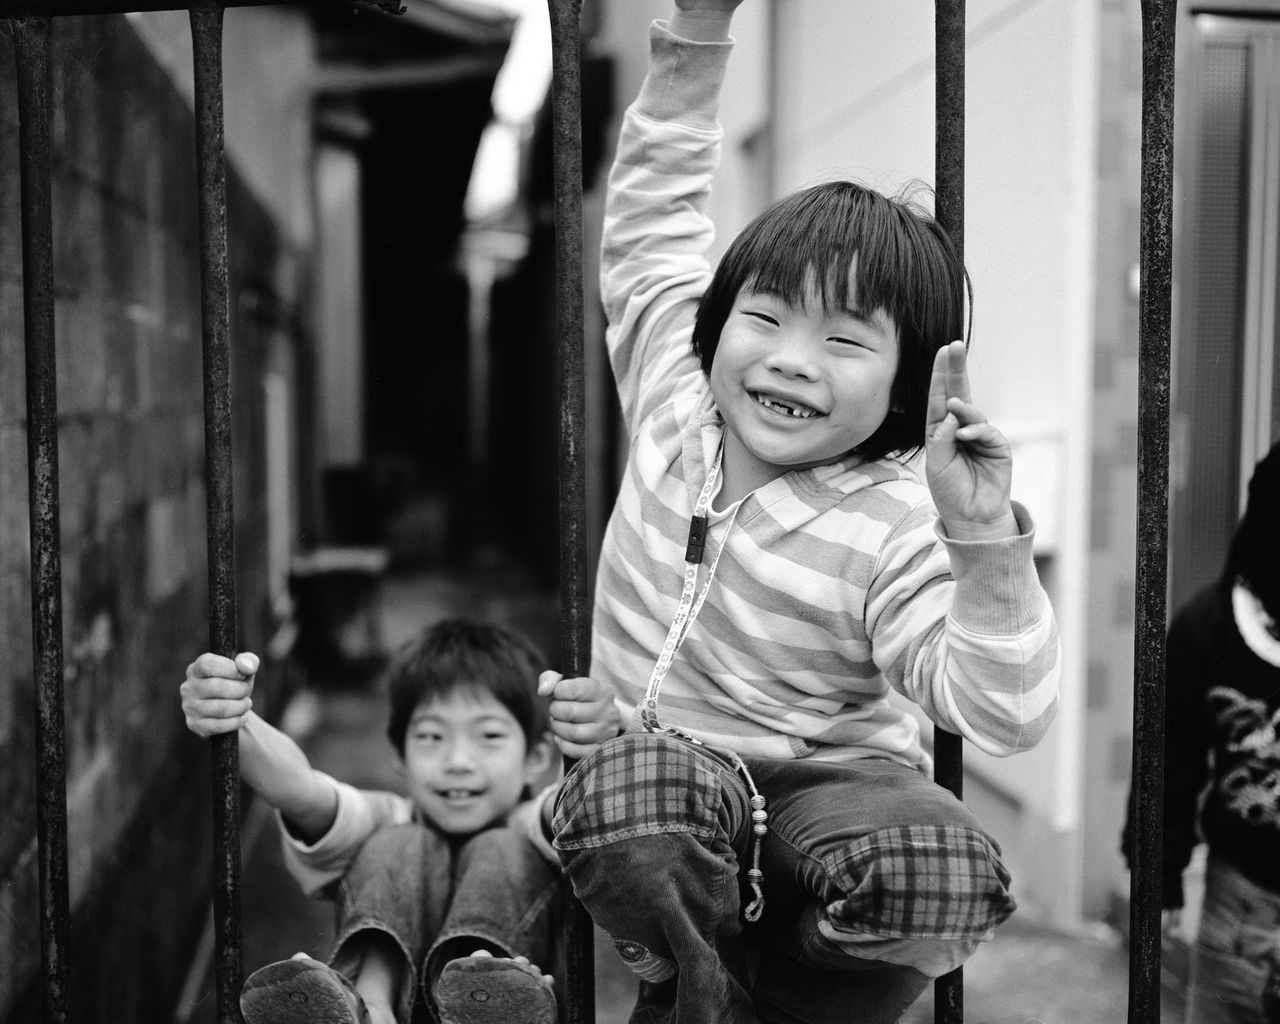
left=181, top=652, right=338, bottom=843
left=669, top=0, right=742, bottom=41
left=601, top=5, right=740, bottom=431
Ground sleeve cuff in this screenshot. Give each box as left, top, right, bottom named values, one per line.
left=940, top=501, right=1046, bottom=634
left=636, top=21, right=734, bottom=129
left=512, top=783, right=560, bottom=866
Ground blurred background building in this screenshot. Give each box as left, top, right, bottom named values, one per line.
left=0, top=0, right=1277, bottom=1017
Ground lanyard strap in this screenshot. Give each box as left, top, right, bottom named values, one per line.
left=637, top=441, right=766, bottom=921
left=639, top=442, right=738, bottom=734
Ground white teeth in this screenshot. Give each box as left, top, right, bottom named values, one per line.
left=755, top=394, right=818, bottom=419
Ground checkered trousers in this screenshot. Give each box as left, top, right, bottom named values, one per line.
left=551, top=732, right=1016, bottom=973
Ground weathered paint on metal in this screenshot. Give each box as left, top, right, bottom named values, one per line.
left=0, top=0, right=403, bottom=18
left=934, top=0, right=966, bottom=264
left=546, top=0, right=595, bottom=1021
left=933, top=3, right=965, bottom=1021
left=13, top=16, right=74, bottom=1022
left=1129, top=2, right=1176, bottom=1023
left=548, top=0, right=589, bottom=683
left=189, top=4, right=244, bottom=1021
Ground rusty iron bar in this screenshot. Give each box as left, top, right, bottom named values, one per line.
left=13, top=15, right=74, bottom=1023
left=0, top=0, right=404, bottom=18
left=546, top=0, right=595, bottom=1020
left=933, top=2, right=965, bottom=1022
left=1128, top=2, right=1176, bottom=1023
left=189, top=4, right=244, bottom=1021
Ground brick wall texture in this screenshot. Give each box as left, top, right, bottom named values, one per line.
left=0, top=15, right=289, bottom=1019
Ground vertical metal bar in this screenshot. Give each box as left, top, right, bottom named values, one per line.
left=933, top=3, right=965, bottom=1022
left=189, top=4, right=243, bottom=1022
left=1128, top=3, right=1176, bottom=1023
left=546, top=0, right=595, bottom=1021
left=13, top=15, right=73, bottom=1024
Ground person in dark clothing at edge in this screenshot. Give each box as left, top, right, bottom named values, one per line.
left=1123, top=440, right=1280, bottom=1024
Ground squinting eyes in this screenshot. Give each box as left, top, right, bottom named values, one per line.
left=412, top=731, right=511, bottom=743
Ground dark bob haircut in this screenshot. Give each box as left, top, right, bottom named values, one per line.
left=1224, top=441, right=1280, bottom=619
left=385, top=618, right=550, bottom=758
left=691, top=180, right=970, bottom=463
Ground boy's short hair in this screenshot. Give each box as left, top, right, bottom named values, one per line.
left=691, top=180, right=969, bottom=464
left=385, top=618, right=550, bottom=757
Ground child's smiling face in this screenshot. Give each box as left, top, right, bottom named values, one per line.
left=709, top=276, right=900, bottom=498
left=402, top=687, right=551, bottom=836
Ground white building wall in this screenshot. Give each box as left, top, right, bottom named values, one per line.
left=773, top=0, right=1098, bottom=927
left=127, top=8, right=318, bottom=256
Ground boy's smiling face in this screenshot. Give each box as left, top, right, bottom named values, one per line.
left=402, top=686, right=552, bottom=836
left=709, top=275, right=900, bottom=499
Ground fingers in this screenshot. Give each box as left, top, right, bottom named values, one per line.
left=951, top=416, right=1007, bottom=452
left=552, top=735, right=603, bottom=760
left=182, top=650, right=258, bottom=737
left=926, top=340, right=971, bottom=430
left=551, top=718, right=610, bottom=743
left=541, top=671, right=603, bottom=701
left=181, top=690, right=253, bottom=736
left=543, top=671, right=620, bottom=758
left=537, top=670, right=562, bottom=698
left=936, top=394, right=1011, bottom=459
left=188, top=650, right=258, bottom=681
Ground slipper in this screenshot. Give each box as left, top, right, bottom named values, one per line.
left=434, top=954, right=557, bottom=1024
left=241, top=954, right=372, bottom=1024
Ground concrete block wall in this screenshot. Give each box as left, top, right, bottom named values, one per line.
left=1082, top=0, right=1144, bottom=922
left=0, top=15, right=292, bottom=1018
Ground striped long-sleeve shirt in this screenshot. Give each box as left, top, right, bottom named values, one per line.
left=591, top=22, right=1060, bottom=772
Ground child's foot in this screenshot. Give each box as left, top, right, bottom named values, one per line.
left=241, top=953, right=372, bottom=1024
left=434, top=950, right=557, bottom=1024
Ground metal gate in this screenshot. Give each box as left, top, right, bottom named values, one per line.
left=0, top=0, right=1177, bottom=1021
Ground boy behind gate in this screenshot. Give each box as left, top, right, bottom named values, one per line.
left=181, top=617, right=618, bottom=1024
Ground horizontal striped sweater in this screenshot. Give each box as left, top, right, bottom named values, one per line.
left=591, top=22, right=1060, bottom=772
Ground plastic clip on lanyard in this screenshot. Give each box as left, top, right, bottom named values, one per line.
left=639, top=443, right=768, bottom=922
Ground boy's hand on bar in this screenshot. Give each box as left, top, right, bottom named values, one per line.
left=539, top=670, right=621, bottom=759
left=181, top=651, right=258, bottom=737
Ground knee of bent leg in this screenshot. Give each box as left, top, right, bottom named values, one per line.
left=823, top=824, right=1016, bottom=950
left=552, top=732, right=725, bottom=851
left=353, top=822, right=434, bottom=863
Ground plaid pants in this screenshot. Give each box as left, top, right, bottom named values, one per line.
left=553, top=732, right=1015, bottom=1024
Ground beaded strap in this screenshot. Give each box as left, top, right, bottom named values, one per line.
left=637, top=440, right=768, bottom=921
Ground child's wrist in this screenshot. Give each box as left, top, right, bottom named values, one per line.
left=940, top=510, right=1019, bottom=543
left=668, top=9, right=734, bottom=43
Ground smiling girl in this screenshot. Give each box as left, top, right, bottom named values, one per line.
left=546, top=3, right=1062, bottom=1023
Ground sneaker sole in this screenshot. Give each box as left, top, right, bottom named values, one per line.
left=435, top=956, right=557, bottom=1024
left=241, top=958, right=368, bottom=1024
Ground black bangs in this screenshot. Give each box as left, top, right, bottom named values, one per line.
left=692, top=180, right=968, bottom=463
left=1226, top=443, right=1280, bottom=618
left=384, top=619, right=550, bottom=757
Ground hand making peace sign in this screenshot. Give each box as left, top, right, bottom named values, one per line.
left=924, top=340, right=1019, bottom=542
